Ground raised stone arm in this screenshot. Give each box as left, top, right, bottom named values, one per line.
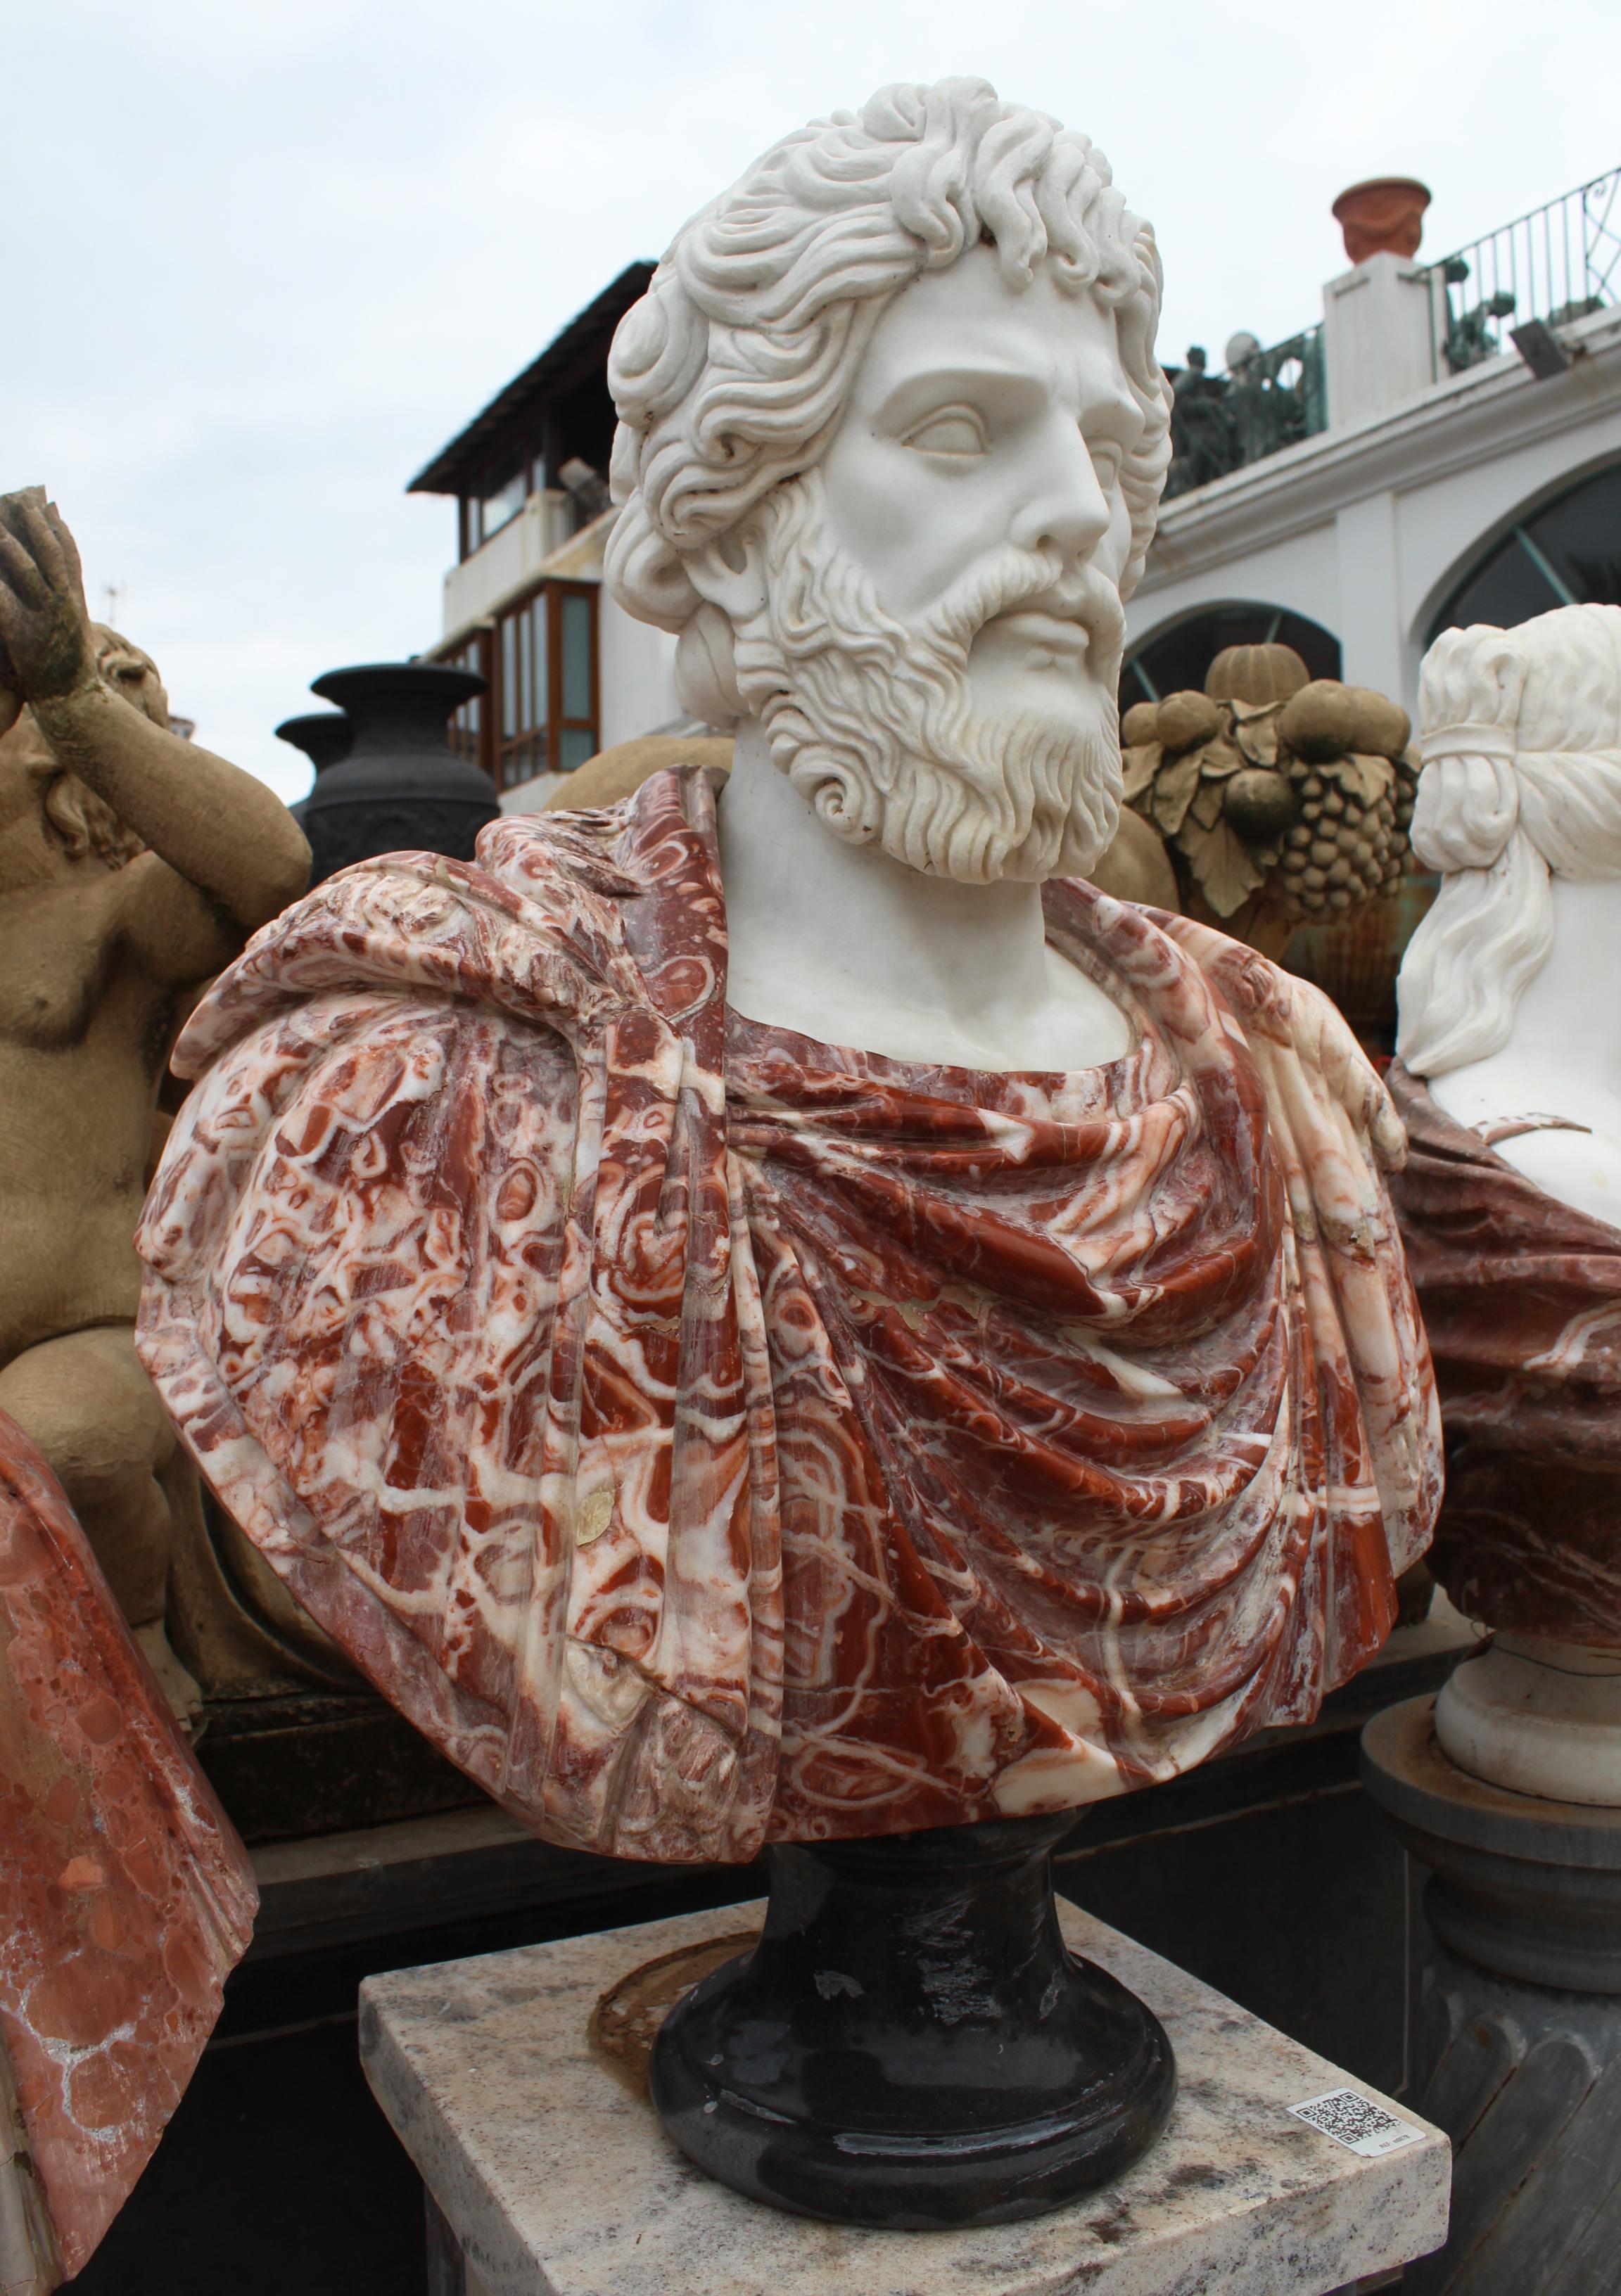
left=0, top=487, right=310, bottom=938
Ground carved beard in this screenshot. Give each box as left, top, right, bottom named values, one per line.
left=727, top=470, right=1126, bottom=884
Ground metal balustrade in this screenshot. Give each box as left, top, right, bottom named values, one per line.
left=1425, top=166, right=1621, bottom=376
left=1163, top=324, right=1327, bottom=501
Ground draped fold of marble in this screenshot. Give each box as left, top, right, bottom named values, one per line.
left=1387, top=1064, right=1621, bottom=1645
left=136, top=768, right=1439, bottom=1863
left=0, top=1409, right=257, bottom=2289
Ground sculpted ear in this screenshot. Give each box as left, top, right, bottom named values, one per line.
left=683, top=529, right=769, bottom=624
left=671, top=527, right=771, bottom=729
left=41, top=770, right=94, bottom=859
left=41, top=769, right=141, bottom=867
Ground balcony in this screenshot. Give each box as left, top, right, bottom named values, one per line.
left=1162, top=165, right=1620, bottom=503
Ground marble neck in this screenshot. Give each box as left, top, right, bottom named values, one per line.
left=716, top=718, right=1082, bottom=1069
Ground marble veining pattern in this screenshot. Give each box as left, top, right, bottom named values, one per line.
left=359, top=1898, right=1451, bottom=2296
left=0, top=1408, right=257, bottom=2283
left=136, top=768, right=1439, bottom=1861
left=1388, top=1064, right=1621, bottom=1644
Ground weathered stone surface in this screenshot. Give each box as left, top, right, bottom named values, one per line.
left=361, top=1897, right=1450, bottom=2296
left=0, top=483, right=312, bottom=1722
left=0, top=1408, right=257, bottom=2285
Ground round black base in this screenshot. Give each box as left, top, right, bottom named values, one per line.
left=649, top=1811, right=1176, bottom=2229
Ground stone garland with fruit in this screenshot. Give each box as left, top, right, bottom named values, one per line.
left=1119, top=644, right=1420, bottom=961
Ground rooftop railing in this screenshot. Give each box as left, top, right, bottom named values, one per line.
left=1426, top=167, right=1621, bottom=376
left=1162, top=324, right=1328, bottom=501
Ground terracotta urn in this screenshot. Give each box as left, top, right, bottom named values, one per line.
left=1331, top=177, right=1431, bottom=265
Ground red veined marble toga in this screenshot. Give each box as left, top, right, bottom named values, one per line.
left=1387, top=1064, right=1621, bottom=1647
left=134, top=767, right=1439, bottom=1863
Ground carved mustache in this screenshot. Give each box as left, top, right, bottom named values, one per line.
left=920, top=547, right=1127, bottom=661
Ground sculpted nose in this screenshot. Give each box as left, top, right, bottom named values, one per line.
left=1011, top=423, right=1112, bottom=565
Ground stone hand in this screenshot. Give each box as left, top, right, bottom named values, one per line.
left=0, top=488, right=97, bottom=705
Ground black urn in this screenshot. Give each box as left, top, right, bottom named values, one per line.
left=274, top=710, right=354, bottom=777
left=290, top=661, right=496, bottom=888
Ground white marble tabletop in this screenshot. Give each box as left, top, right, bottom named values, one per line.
left=360, top=1897, right=1449, bottom=2296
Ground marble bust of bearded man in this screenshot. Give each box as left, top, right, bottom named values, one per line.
left=136, top=79, right=1440, bottom=1863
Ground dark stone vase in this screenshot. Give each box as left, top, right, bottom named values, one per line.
left=291, top=662, right=496, bottom=888
left=649, top=1810, right=1176, bottom=2230
left=275, top=709, right=353, bottom=777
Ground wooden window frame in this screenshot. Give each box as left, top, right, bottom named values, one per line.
left=436, top=582, right=600, bottom=793
left=485, top=580, right=599, bottom=793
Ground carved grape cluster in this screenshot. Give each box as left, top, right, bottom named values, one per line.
left=1121, top=647, right=1420, bottom=931
left=1275, top=753, right=1417, bottom=921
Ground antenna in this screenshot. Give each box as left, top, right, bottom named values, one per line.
left=101, top=580, right=125, bottom=630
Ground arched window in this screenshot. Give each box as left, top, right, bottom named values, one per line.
left=1426, top=460, right=1621, bottom=645
left=1121, top=604, right=1340, bottom=713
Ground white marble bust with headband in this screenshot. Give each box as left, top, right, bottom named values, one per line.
left=1397, top=601, right=1621, bottom=1227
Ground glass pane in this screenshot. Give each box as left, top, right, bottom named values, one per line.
left=519, top=604, right=533, bottom=733
left=1526, top=462, right=1621, bottom=607
left=561, top=592, right=592, bottom=720
left=1123, top=605, right=1340, bottom=711
left=481, top=460, right=526, bottom=539
left=1431, top=535, right=1561, bottom=643
left=502, top=615, right=518, bottom=739
left=532, top=594, right=548, bottom=732
left=559, top=725, right=597, bottom=773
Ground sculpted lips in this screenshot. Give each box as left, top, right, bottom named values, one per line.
left=977, top=598, right=1097, bottom=671
left=988, top=608, right=1093, bottom=661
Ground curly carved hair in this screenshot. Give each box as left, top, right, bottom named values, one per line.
left=604, top=77, right=1171, bottom=678
left=1397, top=603, right=1621, bottom=1076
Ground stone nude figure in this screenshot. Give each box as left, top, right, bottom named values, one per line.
left=0, top=487, right=310, bottom=1714
left=136, top=84, right=1441, bottom=1863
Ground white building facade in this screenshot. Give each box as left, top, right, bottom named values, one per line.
left=1126, top=172, right=1621, bottom=714
left=416, top=173, right=1621, bottom=812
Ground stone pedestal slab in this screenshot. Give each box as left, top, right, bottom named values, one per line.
left=360, top=1897, right=1448, bottom=2296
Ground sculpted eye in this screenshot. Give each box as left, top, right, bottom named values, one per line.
left=903, top=405, right=989, bottom=459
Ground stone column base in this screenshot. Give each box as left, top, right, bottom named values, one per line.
left=1362, top=1695, right=1621, bottom=2293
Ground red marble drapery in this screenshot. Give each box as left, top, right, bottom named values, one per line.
left=0, top=1411, right=256, bottom=2287
left=1388, top=1064, right=1621, bottom=1645
left=136, top=769, right=1438, bottom=1862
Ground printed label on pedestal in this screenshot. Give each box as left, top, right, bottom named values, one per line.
left=1289, top=2088, right=1423, bottom=2157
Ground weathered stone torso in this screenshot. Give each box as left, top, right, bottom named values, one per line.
left=0, top=862, right=184, bottom=1360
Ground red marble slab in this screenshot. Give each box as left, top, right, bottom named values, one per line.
left=0, top=1409, right=256, bottom=2286
left=136, top=767, right=1439, bottom=1866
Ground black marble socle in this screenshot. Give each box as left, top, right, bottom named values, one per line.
left=649, top=1809, right=1176, bottom=2229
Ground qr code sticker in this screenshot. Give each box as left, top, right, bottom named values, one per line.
left=1289, top=2088, right=1422, bottom=2158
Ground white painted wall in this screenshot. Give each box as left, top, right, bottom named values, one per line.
left=598, top=594, right=680, bottom=747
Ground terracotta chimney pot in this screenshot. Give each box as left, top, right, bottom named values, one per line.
left=1331, top=177, right=1432, bottom=264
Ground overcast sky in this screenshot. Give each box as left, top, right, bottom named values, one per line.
left=5, top=0, right=1618, bottom=803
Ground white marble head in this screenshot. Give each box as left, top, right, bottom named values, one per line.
left=605, top=79, right=1171, bottom=883
left=1396, top=603, right=1621, bottom=1077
